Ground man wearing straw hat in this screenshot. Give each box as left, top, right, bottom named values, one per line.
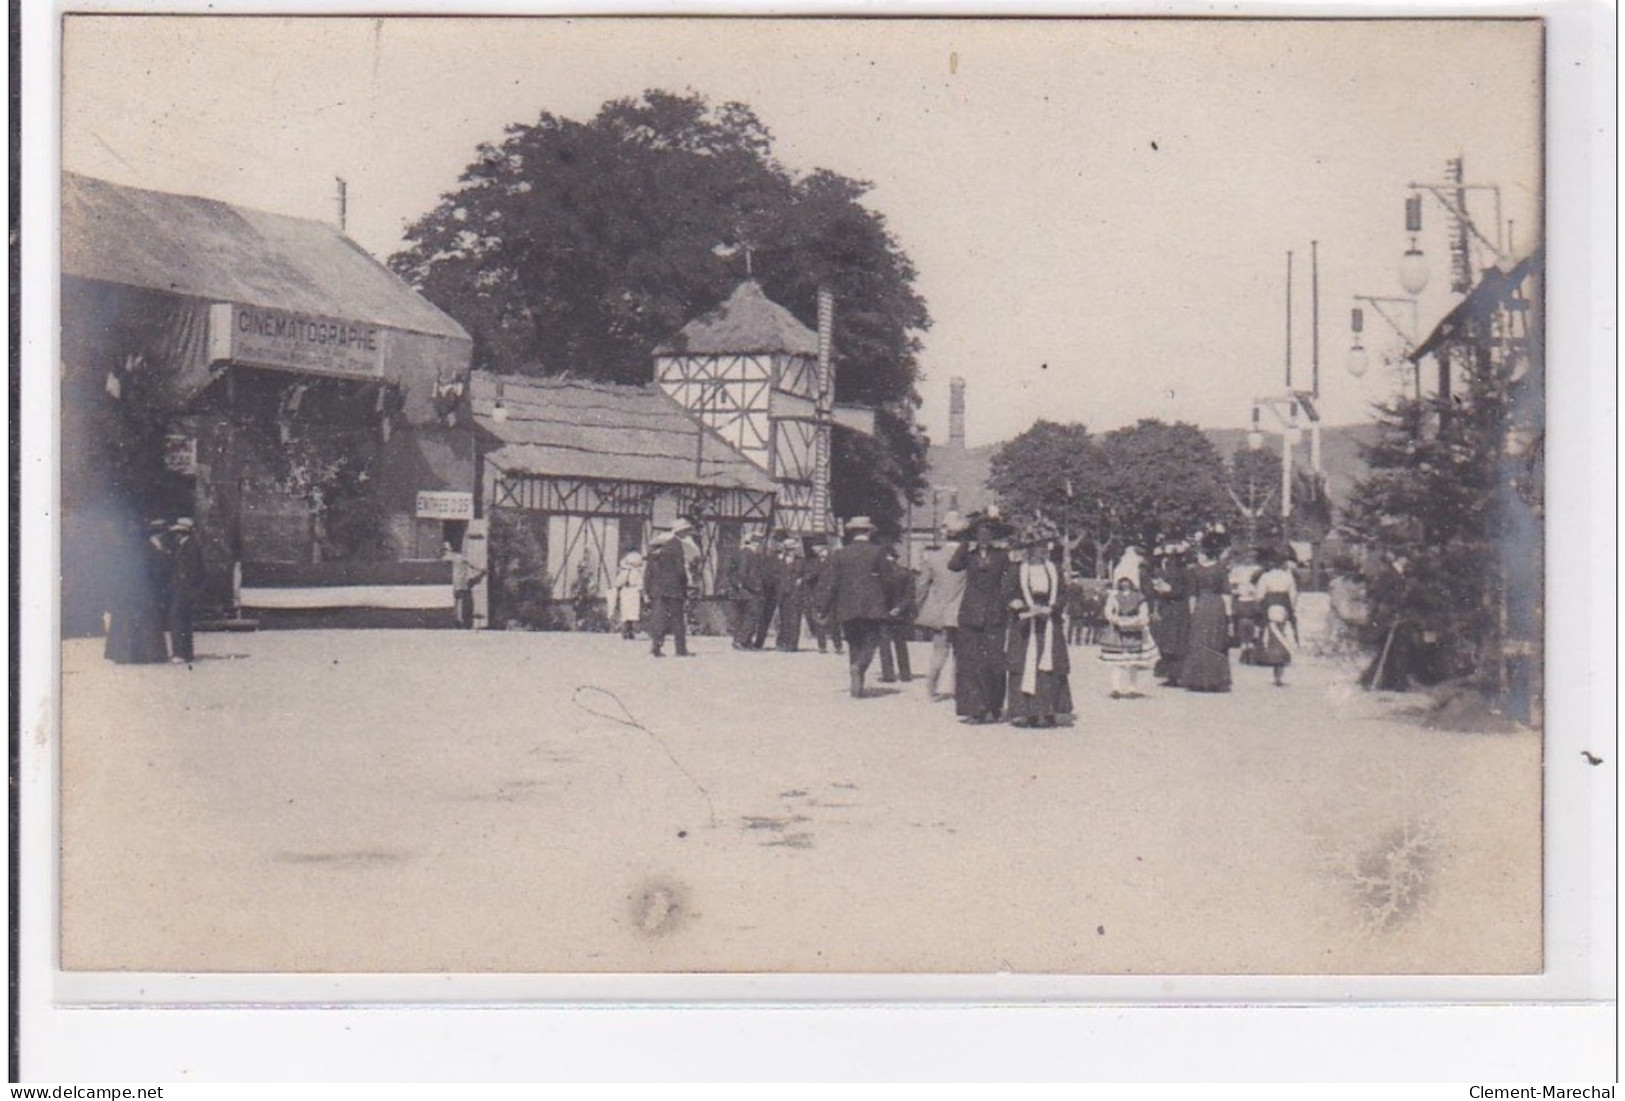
left=815, top=516, right=890, bottom=698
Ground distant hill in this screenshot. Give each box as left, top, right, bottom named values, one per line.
left=920, top=423, right=1379, bottom=527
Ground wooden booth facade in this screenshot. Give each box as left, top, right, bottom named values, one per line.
left=473, top=374, right=777, bottom=630
left=61, top=173, right=476, bottom=631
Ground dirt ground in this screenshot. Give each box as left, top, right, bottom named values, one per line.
left=58, top=628, right=1541, bottom=974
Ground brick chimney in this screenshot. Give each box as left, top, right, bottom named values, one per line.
left=949, top=377, right=966, bottom=447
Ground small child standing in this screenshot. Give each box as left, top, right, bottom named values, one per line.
left=1099, top=576, right=1159, bottom=698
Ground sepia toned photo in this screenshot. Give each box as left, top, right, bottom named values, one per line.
left=55, top=15, right=1547, bottom=978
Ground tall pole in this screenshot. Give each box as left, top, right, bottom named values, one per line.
left=813, top=287, right=835, bottom=536
left=693, top=378, right=706, bottom=479
left=1310, top=240, right=1322, bottom=494
left=1285, top=251, right=1294, bottom=390
left=1281, top=426, right=1293, bottom=524
left=1310, top=240, right=1320, bottom=400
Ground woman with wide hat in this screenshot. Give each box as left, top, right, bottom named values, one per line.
left=948, top=508, right=1012, bottom=724
left=1181, top=529, right=1234, bottom=692
left=1001, top=518, right=1073, bottom=727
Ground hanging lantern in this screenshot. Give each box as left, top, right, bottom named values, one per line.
left=1346, top=342, right=1369, bottom=379
left=1247, top=407, right=1264, bottom=451
left=1399, top=244, right=1429, bottom=296
left=1399, top=194, right=1429, bottom=294
left=1346, top=306, right=1368, bottom=376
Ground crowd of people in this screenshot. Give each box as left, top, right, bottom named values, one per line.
left=607, top=509, right=1305, bottom=728
left=102, top=515, right=206, bottom=666
left=104, top=505, right=1304, bottom=725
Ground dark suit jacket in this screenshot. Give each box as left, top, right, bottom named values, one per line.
left=644, top=538, right=689, bottom=599
left=948, top=542, right=1011, bottom=629
left=817, top=539, right=891, bottom=624
left=169, top=533, right=206, bottom=599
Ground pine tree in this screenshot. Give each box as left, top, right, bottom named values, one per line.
left=1341, top=256, right=1542, bottom=708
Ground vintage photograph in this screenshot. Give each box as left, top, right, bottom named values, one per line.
left=56, top=16, right=1544, bottom=975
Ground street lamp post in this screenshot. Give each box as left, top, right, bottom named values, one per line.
left=1395, top=158, right=1510, bottom=405
left=1349, top=295, right=1421, bottom=397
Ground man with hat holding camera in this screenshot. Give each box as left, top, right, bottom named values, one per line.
left=645, top=517, right=696, bottom=658
left=815, top=516, right=891, bottom=698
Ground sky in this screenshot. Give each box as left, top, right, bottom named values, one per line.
left=61, top=16, right=1542, bottom=446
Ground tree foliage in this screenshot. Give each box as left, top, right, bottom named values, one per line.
left=1341, top=253, right=1543, bottom=713
left=989, top=417, right=1229, bottom=570
left=390, top=90, right=931, bottom=528
left=1223, top=444, right=1333, bottom=551
left=1341, top=372, right=1538, bottom=690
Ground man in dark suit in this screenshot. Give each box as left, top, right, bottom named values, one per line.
left=816, top=516, right=892, bottom=698
left=645, top=519, right=694, bottom=658
left=730, top=532, right=765, bottom=650
left=878, top=544, right=916, bottom=682
left=166, top=517, right=206, bottom=663
left=801, top=540, right=843, bottom=654
left=949, top=513, right=1013, bottom=722
left=750, top=534, right=782, bottom=649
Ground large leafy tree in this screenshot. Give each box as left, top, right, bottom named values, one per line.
left=988, top=417, right=1228, bottom=572
left=390, top=90, right=931, bottom=528
left=987, top=418, right=1106, bottom=536
left=1097, top=419, right=1229, bottom=551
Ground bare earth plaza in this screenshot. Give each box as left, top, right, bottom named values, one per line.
left=53, top=17, right=1553, bottom=984
left=62, top=629, right=1539, bottom=974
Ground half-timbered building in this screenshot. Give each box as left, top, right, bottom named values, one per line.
left=472, top=373, right=776, bottom=626
left=652, top=280, right=872, bottom=536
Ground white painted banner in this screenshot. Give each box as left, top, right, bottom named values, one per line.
left=209, top=302, right=386, bottom=378
left=416, top=490, right=475, bottom=520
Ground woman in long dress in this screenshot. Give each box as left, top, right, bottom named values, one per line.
left=105, top=518, right=172, bottom=665
left=608, top=550, right=644, bottom=639
left=1148, top=545, right=1191, bottom=685
left=1181, top=532, right=1234, bottom=692
left=949, top=515, right=1011, bottom=724
left=1001, top=524, right=1071, bottom=727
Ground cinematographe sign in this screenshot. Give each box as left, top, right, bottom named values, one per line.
left=208, top=302, right=386, bottom=378
left=415, top=490, right=475, bottom=521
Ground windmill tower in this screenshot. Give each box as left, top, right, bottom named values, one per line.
left=653, top=280, right=873, bottom=534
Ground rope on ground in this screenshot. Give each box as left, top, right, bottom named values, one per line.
left=572, top=685, right=717, bottom=828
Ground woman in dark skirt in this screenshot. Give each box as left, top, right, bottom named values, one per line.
left=104, top=518, right=172, bottom=665
left=1002, top=522, right=1072, bottom=727
left=1148, top=544, right=1192, bottom=685
left=949, top=514, right=1011, bottom=724
left=1181, top=531, right=1233, bottom=693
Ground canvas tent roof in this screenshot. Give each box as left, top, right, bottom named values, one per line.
left=61, top=172, right=469, bottom=342
left=473, top=373, right=777, bottom=493
left=653, top=280, right=819, bottom=357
